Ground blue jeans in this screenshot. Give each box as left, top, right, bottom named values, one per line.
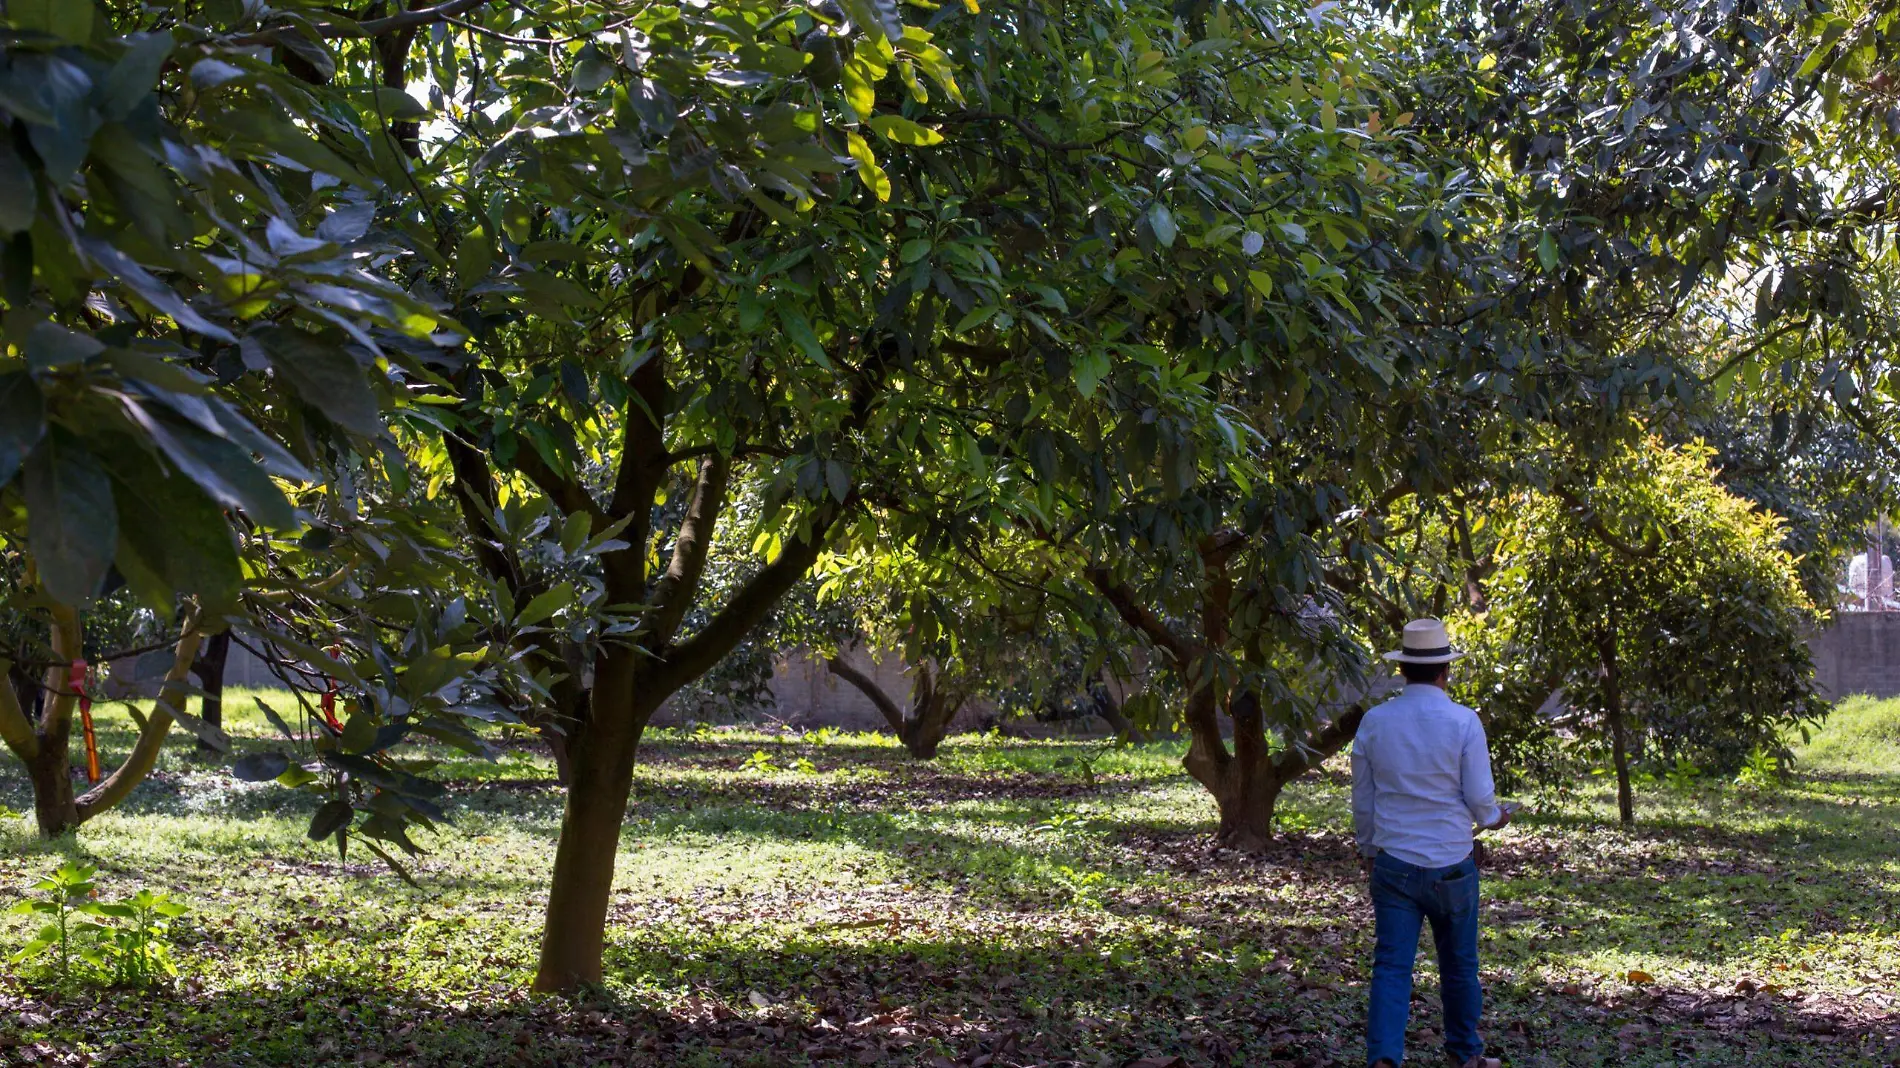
left=1367, top=851, right=1484, bottom=1066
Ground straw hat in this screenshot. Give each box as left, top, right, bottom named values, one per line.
left=1381, top=618, right=1465, bottom=664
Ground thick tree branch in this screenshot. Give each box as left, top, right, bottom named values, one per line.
left=1271, top=702, right=1368, bottom=783
left=75, top=619, right=204, bottom=823
left=445, top=434, right=527, bottom=594
left=1200, top=530, right=1249, bottom=569
left=1086, top=568, right=1198, bottom=667
left=0, top=659, right=36, bottom=760
left=1700, top=315, right=1813, bottom=386
left=650, top=502, right=852, bottom=694
left=312, top=0, right=501, bottom=39
left=825, top=655, right=908, bottom=736
left=514, top=446, right=610, bottom=529
left=644, top=454, right=733, bottom=647
left=609, top=354, right=668, bottom=583
left=1547, top=485, right=1661, bottom=559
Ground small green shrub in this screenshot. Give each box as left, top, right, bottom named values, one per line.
left=1663, top=756, right=1703, bottom=792
left=1735, top=746, right=1782, bottom=792
left=86, top=889, right=189, bottom=988
left=9, top=862, right=190, bottom=988
left=9, top=861, right=101, bottom=983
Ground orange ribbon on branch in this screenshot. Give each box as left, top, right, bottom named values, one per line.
left=70, top=659, right=99, bottom=784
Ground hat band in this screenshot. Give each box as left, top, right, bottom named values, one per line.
left=1403, top=644, right=1452, bottom=658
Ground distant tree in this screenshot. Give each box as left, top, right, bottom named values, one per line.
left=1460, top=438, right=1825, bottom=825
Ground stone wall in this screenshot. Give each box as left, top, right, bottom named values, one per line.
left=1811, top=613, right=1900, bottom=700
left=652, top=650, right=996, bottom=732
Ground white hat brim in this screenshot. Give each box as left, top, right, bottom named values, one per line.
left=1382, top=650, right=1465, bottom=664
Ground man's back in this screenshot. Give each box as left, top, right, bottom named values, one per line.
left=1351, top=684, right=1500, bottom=869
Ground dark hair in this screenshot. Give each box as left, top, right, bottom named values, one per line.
left=1399, top=661, right=1450, bottom=685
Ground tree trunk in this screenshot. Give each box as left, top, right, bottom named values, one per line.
left=29, top=738, right=78, bottom=838
left=1090, top=677, right=1145, bottom=744
left=825, top=654, right=961, bottom=759
left=545, top=729, right=575, bottom=787
left=191, top=632, right=232, bottom=753
left=900, top=689, right=962, bottom=759
left=1600, top=630, right=1635, bottom=827
left=1204, top=750, right=1280, bottom=852
left=531, top=649, right=650, bottom=993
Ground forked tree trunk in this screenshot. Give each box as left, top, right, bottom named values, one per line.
left=191, top=632, right=232, bottom=753
left=2, top=612, right=203, bottom=838
left=825, top=655, right=964, bottom=759
left=1184, top=689, right=1367, bottom=852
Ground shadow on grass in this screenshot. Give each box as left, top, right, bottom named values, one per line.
left=6, top=930, right=1894, bottom=1068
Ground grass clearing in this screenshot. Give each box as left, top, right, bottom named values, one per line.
left=2, top=690, right=1898, bottom=1065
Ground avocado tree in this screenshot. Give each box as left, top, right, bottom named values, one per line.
left=1465, top=437, right=1824, bottom=825
left=277, top=0, right=1443, bottom=990
left=0, top=3, right=526, bottom=842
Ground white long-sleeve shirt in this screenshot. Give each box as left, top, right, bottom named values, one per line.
left=1351, top=683, right=1502, bottom=868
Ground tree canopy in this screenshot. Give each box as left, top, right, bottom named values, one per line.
left=2, top=0, right=1897, bottom=1000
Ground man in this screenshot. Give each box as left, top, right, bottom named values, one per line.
left=1352, top=618, right=1513, bottom=1068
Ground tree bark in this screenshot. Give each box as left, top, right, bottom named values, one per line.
left=191, top=632, right=232, bottom=753
left=1091, top=672, right=1145, bottom=743
left=531, top=649, right=650, bottom=993
left=28, top=738, right=78, bottom=838
left=825, top=654, right=962, bottom=759
left=1599, top=629, right=1635, bottom=827
left=901, top=670, right=963, bottom=760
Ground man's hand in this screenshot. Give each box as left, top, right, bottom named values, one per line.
left=1359, top=855, right=1375, bottom=878
left=1483, top=807, right=1514, bottom=831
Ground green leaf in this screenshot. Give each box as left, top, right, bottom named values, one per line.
left=1149, top=204, right=1177, bottom=248
left=777, top=304, right=832, bottom=367
left=866, top=114, right=944, bottom=145
left=516, top=581, right=576, bottom=626
left=456, top=227, right=494, bottom=290
left=254, top=326, right=383, bottom=437
left=11, top=0, right=92, bottom=42
left=824, top=458, right=851, bottom=503
left=1248, top=270, right=1274, bottom=298
left=0, top=372, right=45, bottom=486
left=24, top=320, right=104, bottom=370
left=0, top=138, right=36, bottom=235
left=232, top=752, right=291, bottom=782
left=117, top=403, right=296, bottom=530
left=341, top=711, right=377, bottom=754
left=23, top=428, right=116, bottom=604
left=309, top=800, right=353, bottom=841
left=954, top=305, right=998, bottom=333
left=842, top=59, right=877, bottom=119
left=275, top=765, right=318, bottom=788
left=559, top=510, right=592, bottom=554
left=81, top=239, right=236, bottom=342
left=840, top=0, right=904, bottom=42
left=254, top=696, right=298, bottom=743
left=842, top=129, right=891, bottom=200
left=1075, top=351, right=1110, bottom=397
left=1796, top=41, right=1834, bottom=79
left=99, top=32, right=174, bottom=119
left=1537, top=231, right=1560, bottom=272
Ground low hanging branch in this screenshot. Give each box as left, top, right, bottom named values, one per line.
left=825, top=654, right=966, bottom=760
left=75, top=619, right=206, bottom=823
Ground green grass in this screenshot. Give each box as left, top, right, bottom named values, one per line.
left=2, top=690, right=1898, bottom=1065
left=1797, top=694, right=1900, bottom=776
